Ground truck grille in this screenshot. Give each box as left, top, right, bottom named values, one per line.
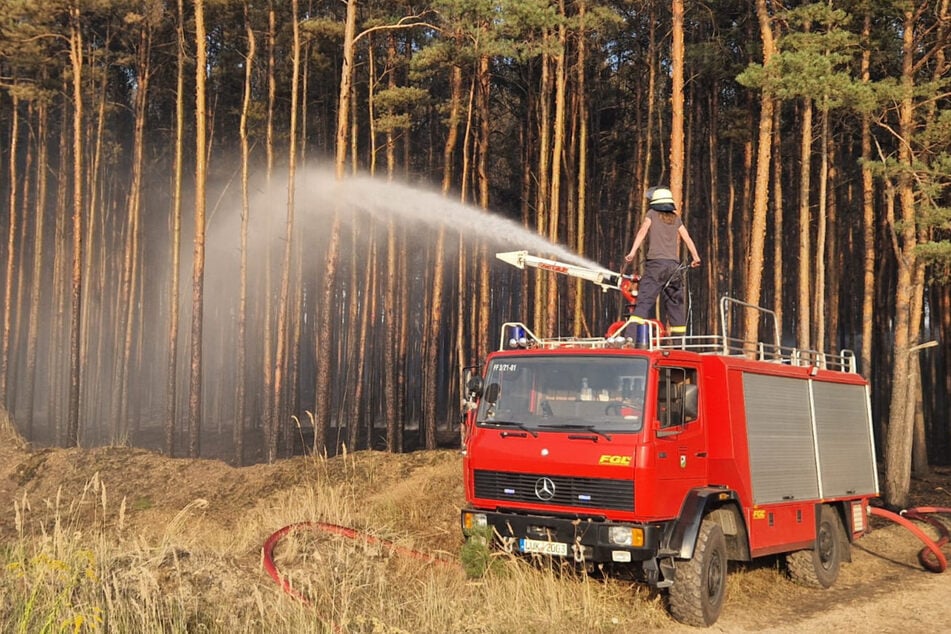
left=474, top=470, right=634, bottom=511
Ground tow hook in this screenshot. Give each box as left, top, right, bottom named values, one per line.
left=572, top=538, right=586, bottom=563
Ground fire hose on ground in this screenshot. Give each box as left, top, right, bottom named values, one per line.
left=868, top=506, right=951, bottom=573
left=261, top=521, right=457, bottom=605
left=263, top=507, right=951, bottom=604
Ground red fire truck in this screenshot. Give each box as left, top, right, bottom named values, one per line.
left=460, top=252, right=879, bottom=627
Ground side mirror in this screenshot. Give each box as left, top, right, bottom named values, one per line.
left=484, top=382, right=501, bottom=404
left=466, top=375, right=484, bottom=399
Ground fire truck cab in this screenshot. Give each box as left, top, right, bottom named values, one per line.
left=461, top=298, right=878, bottom=627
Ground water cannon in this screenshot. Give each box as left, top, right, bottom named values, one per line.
left=496, top=251, right=637, bottom=304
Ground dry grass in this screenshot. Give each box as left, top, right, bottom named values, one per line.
left=5, top=424, right=948, bottom=633
left=1, top=447, right=674, bottom=633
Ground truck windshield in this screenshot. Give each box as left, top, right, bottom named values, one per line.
left=476, top=355, right=648, bottom=433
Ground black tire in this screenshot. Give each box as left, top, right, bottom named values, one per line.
left=668, top=518, right=728, bottom=627
left=786, top=505, right=845, bottom=588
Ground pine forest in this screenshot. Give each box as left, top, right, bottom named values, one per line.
left=0, top=0, right=949, bottom=507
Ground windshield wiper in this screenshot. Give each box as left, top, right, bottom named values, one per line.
left=537, top=423, right=612, bottom=441
left=480, top=420, right=539, bottom=437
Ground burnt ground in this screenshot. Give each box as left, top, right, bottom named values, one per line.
left=2, top=415, right=950, bottom=632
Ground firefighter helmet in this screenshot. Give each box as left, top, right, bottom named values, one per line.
left=647, top=187, right=676, bottom=210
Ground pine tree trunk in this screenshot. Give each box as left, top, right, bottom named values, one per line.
left=424, top=226, right=446, bottom=449
left=315, top=0, right=355, bottom=455
left=234, top=0, right=256, bottom=465
left=814, top=105, right=830, bottom=352
left=743, top=0, right=776, bottom=346
left=548, top=9, right=566, bottom=336
left=336, top=0, right=356, bottom=180
left=113, top=23, right=150, bottom=442
left=269, top=0, right=300, bottom=462
left=771, top=108, right=784, bottom=331
left=882, top=8, right=920, bottom=508
left=476, top=54, right=492, bottom=358
left=443, top=65, right=462, bottom=195
left=826, top=133, right=839, bottom=352
left=1, top=95, right=19, bottom=404
left=51, top=87, right=70, bottom=442
left=266, top=0, right=276, bottom=181
left=367, top=35, right=378, bottom=176
left=381, top=219, right=398, bottom=451
left=188, top=0, right=209, bottom=458
left=707, top=90, right=720, bottom=324
left=350, top=237, right=375, bottom=450
left=66, top=3, right=84, bottom=447
left=860, top=13, right=875, bottom=381
left=84, top=66, right=108, bottom=439
left=535, top=47, right=551, bottom=333
left=910, top=261, right=928, bottom=476
left=395, top=241, right=409, bottom=452
left=166, top=0, right=187, bottom=458
left=797, top=99, right=813, bottom=350
left=23, top=99, right=48, bottom=437
left=670, top=0, right=685, bottom=209
left=574, top=0, right=589, bottom=336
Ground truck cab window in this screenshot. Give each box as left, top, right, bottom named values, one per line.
left=657, top=367, right=699, bottom=429
left=475, top=355, right=649, bottom=433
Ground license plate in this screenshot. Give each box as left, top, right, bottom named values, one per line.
left=519, top=538, right=568, bottom=557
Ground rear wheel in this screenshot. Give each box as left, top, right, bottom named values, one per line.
left=786, top=505, right=846, bottom=588
left=667, top=517, right=727, bottom=627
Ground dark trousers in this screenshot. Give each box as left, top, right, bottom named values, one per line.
left=633, top=259, right=685, bottom=327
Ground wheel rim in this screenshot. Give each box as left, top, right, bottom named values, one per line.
left=706, top=548, right=724, bottom=602
left=817, top=522, right=835, bottom=570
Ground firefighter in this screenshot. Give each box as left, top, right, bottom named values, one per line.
left=623, top=187, right=701, bottom=335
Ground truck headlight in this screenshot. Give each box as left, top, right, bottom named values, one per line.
left=608, top=526, right=644, bottom=547
left=463, top=512, right=488, bottom=531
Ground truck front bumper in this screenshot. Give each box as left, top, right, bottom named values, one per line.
left=461, top=507, right=668, bottom=566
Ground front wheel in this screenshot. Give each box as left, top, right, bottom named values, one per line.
left=786, top=504, right=846, bottom=588
left=667, top=517, right=728, bottom=627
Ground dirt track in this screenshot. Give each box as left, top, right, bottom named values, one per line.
left=705, top=524, right=951, bottom=633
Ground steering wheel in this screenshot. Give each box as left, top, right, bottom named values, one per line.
left=605, top=401, right=642, bottom=418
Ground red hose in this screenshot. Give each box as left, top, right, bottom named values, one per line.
left=262, top=521, right=457, bottom=605
left=261, top=523, right=313, bottom=604
left=263, top=507, right=951, bottom=606
left=869, top=506, right=951, bottom=573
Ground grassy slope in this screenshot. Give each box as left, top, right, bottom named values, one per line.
left=2, top=408, right=950, bottom=633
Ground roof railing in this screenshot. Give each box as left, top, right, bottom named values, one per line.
left=496, top=297, right=858, bottom=374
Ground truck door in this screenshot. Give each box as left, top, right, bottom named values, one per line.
left=652, top=365, right=708, bottom=509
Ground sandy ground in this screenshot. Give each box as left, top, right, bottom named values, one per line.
left=708, top=527, right=951, bottom=633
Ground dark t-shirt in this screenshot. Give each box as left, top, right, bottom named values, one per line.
left=645, top=209, right=682, bottom=261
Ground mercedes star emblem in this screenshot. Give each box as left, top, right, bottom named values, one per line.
left=534, top=477, right=556, bottom=501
